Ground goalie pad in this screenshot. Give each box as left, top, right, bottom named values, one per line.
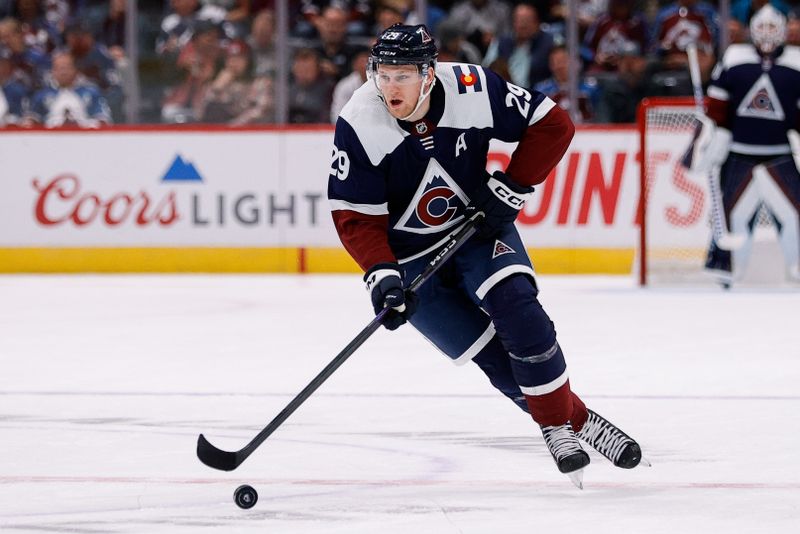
left=680, top=115, right=732, bottom=174
left=787, top=129, right=800, bottom=172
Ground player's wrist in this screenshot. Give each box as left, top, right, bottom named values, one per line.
left=364, top=262, right=402, bottom=287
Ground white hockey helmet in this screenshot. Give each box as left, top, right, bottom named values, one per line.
left=749, top=4, right=787, bottom=54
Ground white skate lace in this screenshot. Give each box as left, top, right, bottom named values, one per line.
left=541, top=423, right=583, bottom=461
left=577, top=412, right=632, bottom=463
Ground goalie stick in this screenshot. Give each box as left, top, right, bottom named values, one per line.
left=196, top=214, right=484, bottom=471
left=686, top=43, right=746, bottom=250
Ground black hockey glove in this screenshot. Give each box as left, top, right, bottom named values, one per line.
left=465, top=170, right=535, bottom=238
left=364, top=263, right=418, bottom=331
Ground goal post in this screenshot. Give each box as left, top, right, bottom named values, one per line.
left=637, top=97, right=790, bottom=286
left=637, top=97, right=706, bottom=286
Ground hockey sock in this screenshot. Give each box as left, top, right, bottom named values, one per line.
left=483, top=274, right=573, bottom=426
left=569, top=392, right=588, bottom=432
left=523, top=380, right=573, bottom=427
left=472, top=336, right=528, bottom=412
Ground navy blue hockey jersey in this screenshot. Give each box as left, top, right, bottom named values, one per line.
left=707, top=44, right=800, bottom=155
left=328, top=62, right=568, bottom=268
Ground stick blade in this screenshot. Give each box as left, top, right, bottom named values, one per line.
left=196, top=434, right=241, bottom=471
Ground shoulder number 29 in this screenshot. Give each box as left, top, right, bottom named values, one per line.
left=330, top=147, right=350, bottom=180
left=505, top=82, right=531, bottom=118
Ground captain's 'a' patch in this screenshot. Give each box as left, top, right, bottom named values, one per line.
left=492, top=240, right=515, bottom=258
left=453, top=65, right=483, bottom=94
left=737, top=73, right=785, bottom=121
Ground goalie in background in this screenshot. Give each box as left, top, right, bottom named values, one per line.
left=682, top=4, right=800, bottom=285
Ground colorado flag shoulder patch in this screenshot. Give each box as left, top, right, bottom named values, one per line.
left=453, top=64, right=483, bottom=94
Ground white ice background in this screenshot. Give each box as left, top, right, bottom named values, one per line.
left=1, top=274, right=798, bottom=533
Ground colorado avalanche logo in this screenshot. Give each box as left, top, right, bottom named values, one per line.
left=737, top=73, right=785, bottom=121
left=394, top=159, right=469, bottom=234
left=752, top=88, right=773, bottom=111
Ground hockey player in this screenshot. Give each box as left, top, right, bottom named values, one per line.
left=686, top=5, right=800, bottom=284
left=327, top=24, right=643, bottom=487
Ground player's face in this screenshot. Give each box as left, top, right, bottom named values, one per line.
left=376, top=64, right=428, bottom=119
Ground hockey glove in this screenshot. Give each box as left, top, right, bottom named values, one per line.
left=364, top=263, right=418, bottom=331
left=680, top=115, right=732, bottom=174
left=466, top=170, right=535, bottom=238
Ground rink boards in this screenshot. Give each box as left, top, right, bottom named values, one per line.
left=0, top=125, right=639, bottom=273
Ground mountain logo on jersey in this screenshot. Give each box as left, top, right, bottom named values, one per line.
left=394, top=158, right=468, bottom=234
left=737, top=73, right=785, bottom=121
left=453, top=65, right=483, bottom=94
left=492, top=240, right=515, bottom=258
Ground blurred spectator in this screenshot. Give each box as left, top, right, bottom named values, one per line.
left=372, top=2, right=405, bottom=33
left=0, top=16, right=50, bottom=89
left=582, top=0, right=647, bottom=73
left=24, top=51, right=112, bottom=128
left=534, top=45, right=599, bottom=122
left=0, top=44, right=26, bottom=126
left=99, top=0, right=126, bottom=59
left=483, top=3, right=553, bottom=89
left=731, top=0, right=790, bottom=25
left=10, top=0, right=62, bottom=52
left=594, top=40, right=653, bottom=122
left=248, top=8, right=276, bottom=77
left=444, top=0, right=512, bottom=56
left=199, top=0, right=252, bottom=39
left=650, top=0, right=718, bottom=77
left=299, top=0, right=372, bottom=37
left=161, top=20, right=223, bottom=123
left=198, top=38, right=259, bottom=123
left=289, top=47, right=333, bottom=123
left=382, top=0, right=446, bottom=33
left=61, top=19, right=123, bottom=121
left=436, top=18, right=482, bottom=63
left=156, top=0, right=231, bottom=62
left=313, top=5, right=364, bottom=81
left=202, top=0, right=252, bottom=24
left=788, top=9, right=800, bottom=45
left=330, top=47, right=366, bottom=122
left=43, top=0, right=70, bottom=34
left=727, top=17, right=748, bottom=44
left=549, top=0, right=608, bottom=38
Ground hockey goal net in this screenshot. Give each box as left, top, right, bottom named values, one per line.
left=637, top=97, right=782, bottom=286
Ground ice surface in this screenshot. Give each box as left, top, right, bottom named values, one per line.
left=1, top=274, right=798, bottom=533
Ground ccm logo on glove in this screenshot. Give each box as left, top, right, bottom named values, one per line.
left=488, top=176, right=532, bottom=209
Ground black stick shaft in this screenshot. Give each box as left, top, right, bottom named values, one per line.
left=197, top=216, right=481, bottom=471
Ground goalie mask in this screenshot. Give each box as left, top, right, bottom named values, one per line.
left=750, top=4, right=786, bottom=55
left=368, top=23, right=438, bottom=120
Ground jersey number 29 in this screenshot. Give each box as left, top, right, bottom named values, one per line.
left=505, top=82, right=531, bottom=118
left=330, top=147, right=350, bottom=180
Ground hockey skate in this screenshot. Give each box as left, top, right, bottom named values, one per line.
left=540, top=422, right=590, bottom=489
left=705, top=242, right=734, bottom=289
left=576, top=409, right=645, bottom=469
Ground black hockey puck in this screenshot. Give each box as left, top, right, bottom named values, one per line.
left=234, top=484, right=258, bottom=509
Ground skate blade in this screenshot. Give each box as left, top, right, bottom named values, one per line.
left=567, top=468, right=584, bottom=489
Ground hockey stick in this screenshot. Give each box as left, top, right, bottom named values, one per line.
left=686, top=43, right=746, bottom=250
left=196, top=214, right=484, bottom=471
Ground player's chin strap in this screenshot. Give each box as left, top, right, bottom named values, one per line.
left=398, top=72, right=436, bottom=121
left=373, top=63, right=436, bottom=122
